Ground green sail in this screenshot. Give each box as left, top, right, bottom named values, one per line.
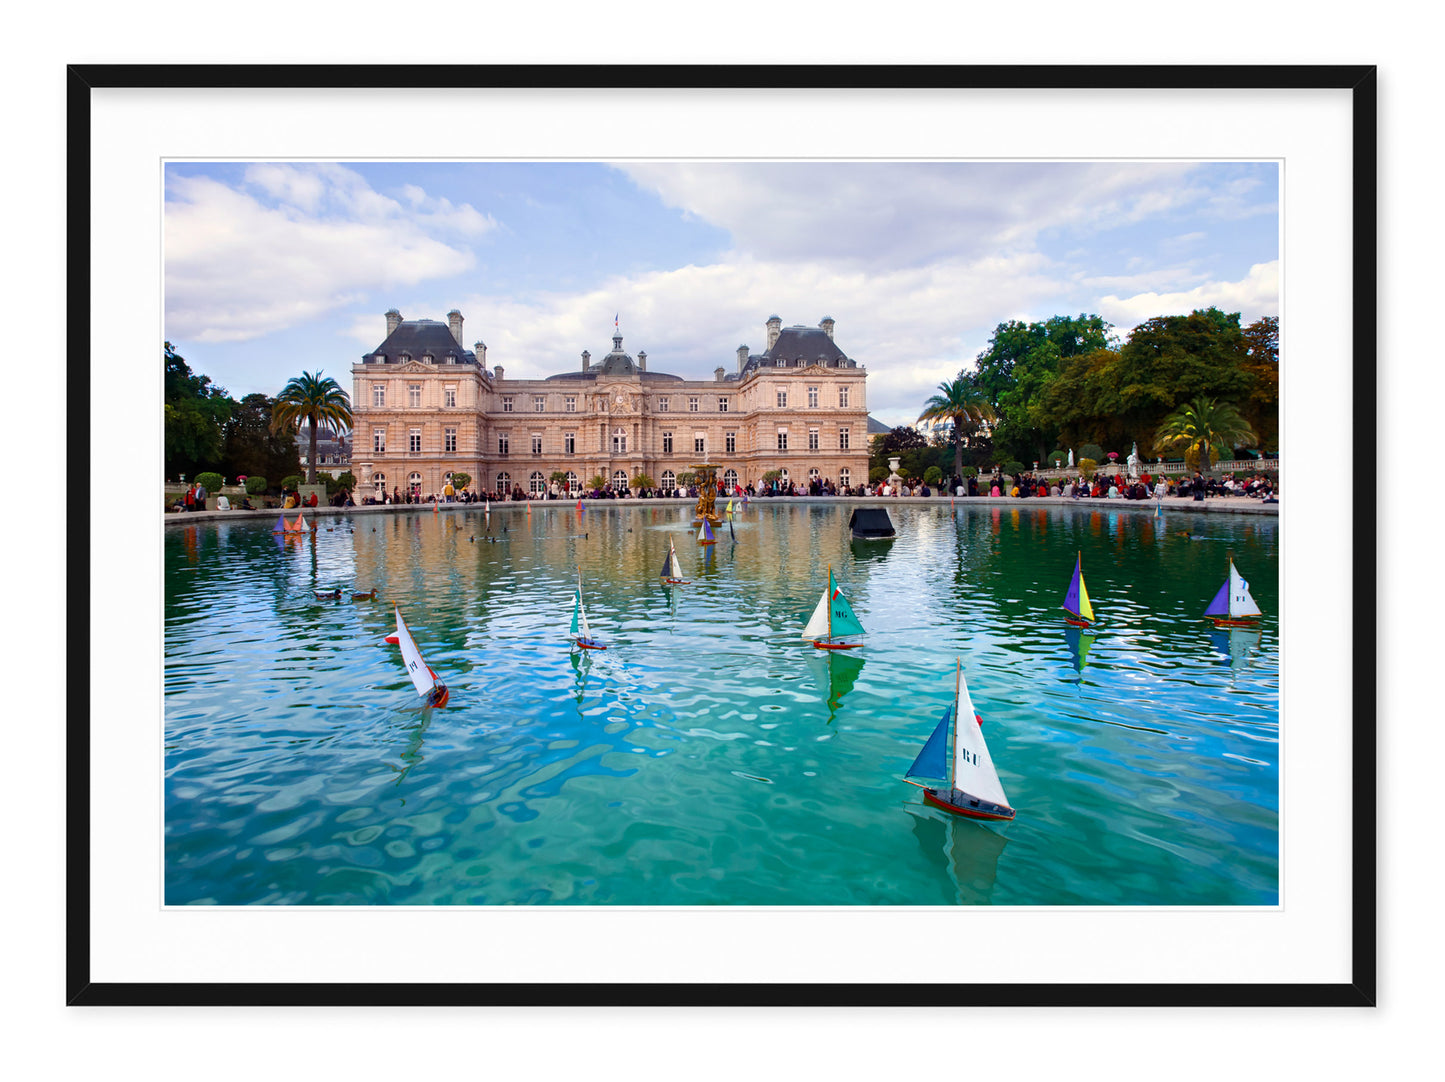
left=827, top=571, right=866, bottom=639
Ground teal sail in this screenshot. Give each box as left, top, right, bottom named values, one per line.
left=569, top=587, right=581, bottom=636
left=827, top=571, right=866, bottom=638
left=906, top=705, right=952, bottom=781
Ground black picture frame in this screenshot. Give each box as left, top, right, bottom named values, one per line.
left=68, top=63, right=1376, bottom=1008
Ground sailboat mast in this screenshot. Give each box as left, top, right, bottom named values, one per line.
left=950, top=659, right=961, bottom=790
left=827, top=564, right=833, bottom=641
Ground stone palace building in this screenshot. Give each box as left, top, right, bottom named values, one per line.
left=349, top=310, right=870, bottom=499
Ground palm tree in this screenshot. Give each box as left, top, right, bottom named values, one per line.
left=270, top=371, right=353, bottom=485
left=917, top=375, right=996, bottom=481
left=1152, top=396, right=1256, bottom=474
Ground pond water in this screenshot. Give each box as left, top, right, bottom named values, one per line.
left=164, top=500, right=1279, bottom=906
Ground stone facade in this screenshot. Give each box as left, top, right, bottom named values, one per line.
left=350, top=311, right=870, bottom=499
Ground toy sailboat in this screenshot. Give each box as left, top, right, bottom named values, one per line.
left=905, top=660, right=1015, bottom=822
left=697, top=518, right=717, bottom=545
left=1062, top=551, right=1095, bottom=628
left=1204, top=556, right=1262, bottom=628
left=660, top=538, right=690, bottom=585
left=571, top=566, right=606, bottom=650
left=801, top=565, right=865, bottom=650
left=389, top=606, right=449, bottom=707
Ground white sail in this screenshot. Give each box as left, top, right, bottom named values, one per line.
left=665, top=541, right=684, bottom=580
left=801, top=585, right=831, bottom=640
left=952, top=668, right=1010, bottom=809
left=1228, top=560, right=1262, bottom=618
left=393, top=608, right=437, bottom=697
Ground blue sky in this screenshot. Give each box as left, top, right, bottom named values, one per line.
left=164, top=160, right=1278, bottom=428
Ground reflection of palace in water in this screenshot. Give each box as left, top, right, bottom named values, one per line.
left=350, top=310, right=871, bottom=499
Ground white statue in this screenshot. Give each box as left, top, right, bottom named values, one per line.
left=1067, top=448, right=1074, bottom=468
left=1127, top=441, right=1140, bottom=480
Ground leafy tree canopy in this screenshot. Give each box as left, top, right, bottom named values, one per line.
left=164, top=342, right=233, bottom=480
left=222, top=392, right=301, bottom=487
left=972, top=314, right=1114, bottom=463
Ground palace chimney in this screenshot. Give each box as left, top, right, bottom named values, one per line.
left=386, top=308, right=403, bottom=336
left=447, top=309, right=464, bottom=345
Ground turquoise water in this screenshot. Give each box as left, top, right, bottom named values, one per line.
left=164, top=501, right=1279, bottom=906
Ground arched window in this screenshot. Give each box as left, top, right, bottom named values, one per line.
left=529, top=471, right=546, bottom=497
left=565, top=471, right=580, bottom=495
left=612, top=470, right=630, bottom=492
left=661, top=469, right=676, bottom=490
left=723, top=469, right=738, bottom=491
left=408, top=472, right=423, bottom=494
left=839, top=468, right=851, bottom=488
left=778, top=468, right=789, bottom=483
left=808, top=467, right=821, bottom=480
left=372, top=472, right=386, bottom=493
left=495, top=472, right=510, bottom=493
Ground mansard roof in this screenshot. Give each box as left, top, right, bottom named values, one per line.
left=364, top=319, right=477, bottom=365
left=728, top=323, right=857, bottom=381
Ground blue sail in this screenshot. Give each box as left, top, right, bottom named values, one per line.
left=1063, top=559, right=1082, bottom=615
left=1204, top=578, right=1231, bottom=617
left=906, top=705, right=952, bottom=781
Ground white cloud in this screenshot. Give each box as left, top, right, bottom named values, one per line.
left=1099, top=260, right=1279, bottom=329
left=619, top=161, right=1210, bottom=269
left=165, top=165, right=494, bottom=343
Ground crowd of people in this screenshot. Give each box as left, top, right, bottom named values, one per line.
left=174, top=468, right=1278, bottom=512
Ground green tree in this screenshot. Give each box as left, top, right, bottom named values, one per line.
left=917, top=376, right=996, bottom=481
left=1114, top=308, right=1251, bottom=424
left=869, top=425, right=929, bottom=475
left=450, top=472, right=472, bottom=493
left=1240, top=315, right=1279, bottom=451
left=222, top=392, right=302, bottom=486
left=1152, top=396, right=1258, bottom=474
left=973, top=315, right=1114, bottom=464
left=164, top=342, right=233, bottom=480
left=270, top=370, right=353, bottom=485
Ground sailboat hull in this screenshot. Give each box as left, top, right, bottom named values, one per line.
left=812, top=640, right=863, bottom=651
left=424, top=685, right=450, bottom=708
left=1207, top=616, right=1261, bottom=628
left=574, top=638, right=608, bottom=651
left=924, top=787, right=1016, bottom=822
left=1064, top=616, right=1093, bottom=629
left=661, top=578, right=691, bottom=585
